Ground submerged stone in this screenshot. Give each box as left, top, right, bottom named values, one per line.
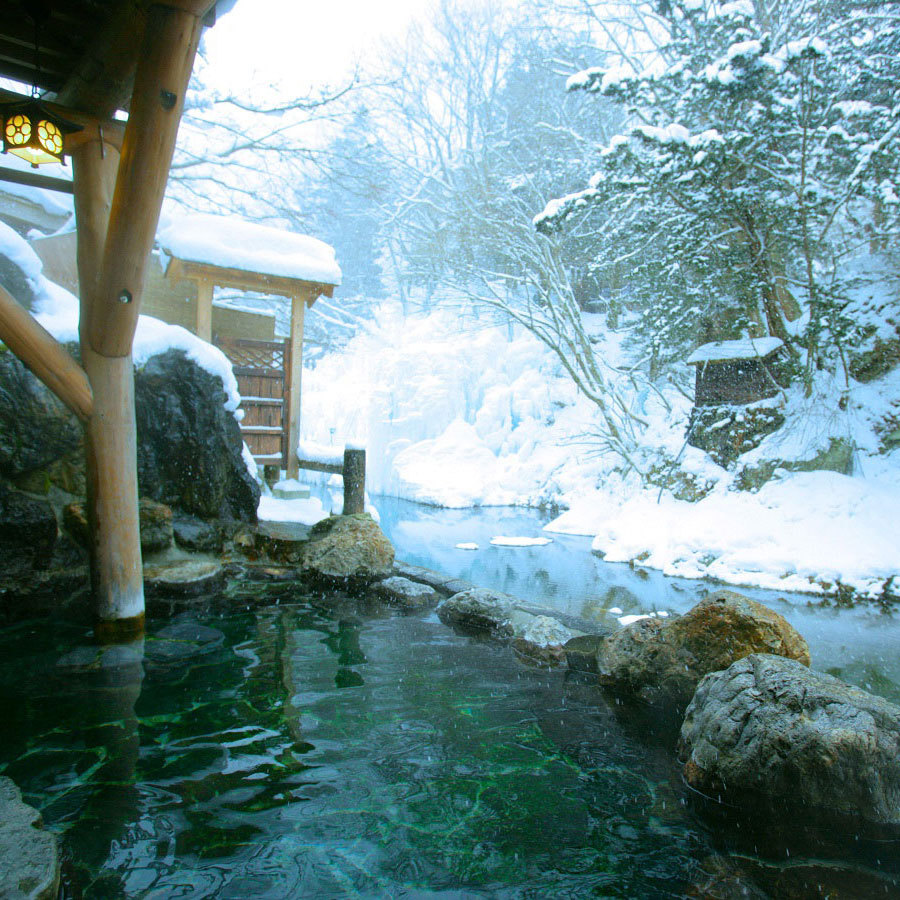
left=143, top=560, right=225, bottom=596
left=508, top=610, right=582, bottom=665
left=437, top=588, right=515, bottom=634
left=254, top=521, right=312, bottom=564
left=145, top=622, right=225, bottom=663
left=0, top=777, right=59, bottom=900
left=679, top=653, right=900, bottom=827
left=370, top=576, right=440, bottom=610
left=564, top=633, right=608, bottom=675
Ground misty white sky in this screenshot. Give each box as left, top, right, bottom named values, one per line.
left=201, top=0, right=431, bottom=95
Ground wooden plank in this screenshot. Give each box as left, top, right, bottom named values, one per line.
left=0, top=166, right=74, bottom=195
left=169, top=257, right=337, bottom=301
left=295, top=459, right=343, bottom=475
left=0, top=284, right=93, bottom=422
left=241, top=425, right=284, bottom=434
left=232, top=365, right=284, bottom=378
left=86, top=5, right=203, bottom=357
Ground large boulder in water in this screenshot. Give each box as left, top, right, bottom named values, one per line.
left=134, top=350, right=259, bottom=522
left=597, top=590, right=810, bottom=711
left=300, top=514, right=394, bottom=582
left=678, top=653, right=900, bottom=827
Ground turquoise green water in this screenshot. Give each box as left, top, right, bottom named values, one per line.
left=1, top=577, right=898, bottom=898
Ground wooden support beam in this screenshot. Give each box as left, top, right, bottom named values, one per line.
left=195, top=276, right=213, bottom=341
left=72, top=136, right=145, bottom=638
left=285, top=292, right=307, bottom=479
left=87, top=4, right=203, bottom=357
left=0, top=285, right=93, bottom=422
left=55, top=1, right=147, bottom=119
left=0, top=166, right=74, bottom=195
left=72, top=140, right=120, bottom=315
left=166, top=257, right=336, bottom=303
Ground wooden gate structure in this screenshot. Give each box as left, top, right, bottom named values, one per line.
left=215, top=336, right=292, bottom=467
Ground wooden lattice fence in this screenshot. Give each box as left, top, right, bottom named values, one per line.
left=215, top=336, right=292, bottom=466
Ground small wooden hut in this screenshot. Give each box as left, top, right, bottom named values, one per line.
left=156, top=213, right=341, bottom=474
left=0, top=0, right=235, bottom=638
left=686, top=337, right=784, bottom=406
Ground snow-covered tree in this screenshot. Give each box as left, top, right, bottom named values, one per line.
left=536, top=0, right=900, bottom=387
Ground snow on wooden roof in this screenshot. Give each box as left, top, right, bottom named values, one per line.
left=156, top=212, right=342, bottom=288
left=686, top=336, right=784, bottom=365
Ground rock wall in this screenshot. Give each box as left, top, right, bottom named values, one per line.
left=134, top=350, right=259, bottom=523
left=0, top=347, right=259, bottom=616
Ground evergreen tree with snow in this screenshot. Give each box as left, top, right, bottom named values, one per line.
left=536, top=0, right=900, bottom=388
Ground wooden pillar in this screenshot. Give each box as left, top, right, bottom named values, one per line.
left=195, top=276, right=213, bottom=341
left=342, top=448, right=366, bottom=515
left=73, top=138, right=144, bottom=639
left=71, top=4, right=203, bottom=638
left=285, top=292, right=307, bottom=479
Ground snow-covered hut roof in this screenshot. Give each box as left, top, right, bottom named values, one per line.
left=156, top=212, right=342, bottom=297
left=686, top=337, right=784, bottom=365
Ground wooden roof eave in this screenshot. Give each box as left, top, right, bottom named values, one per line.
left=166, top=256, right=338, bottom=305
left=55, top=0, right=219, bottom=119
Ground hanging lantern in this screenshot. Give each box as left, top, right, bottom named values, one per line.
left=1, top=98, right=81, bottom=167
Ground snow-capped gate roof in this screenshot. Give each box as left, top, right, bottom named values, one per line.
left=157, top=212, right=342, bottom=293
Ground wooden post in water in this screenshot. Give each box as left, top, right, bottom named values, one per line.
left=342, top=448, right=366, bottom=515
left=72, top=4, right=204, bottom=639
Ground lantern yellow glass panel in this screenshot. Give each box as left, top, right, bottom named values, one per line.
left=1, top=101, right=80, bottom=167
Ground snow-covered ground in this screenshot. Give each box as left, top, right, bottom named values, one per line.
left=299, top=297, right=900, bottom=599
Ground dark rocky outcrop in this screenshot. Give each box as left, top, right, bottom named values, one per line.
left=687, top=402, right=785, bottom=468
left=0, top=776, right=59, bottom=900
left=595, top=590, right=810, bottom=711
left=0, top=348, right=259, bottom=524
left=173, top=513, right=225, bottom=553
left=678, top=653, right=900, bottom=827
left=0, top=350, right=81, bottom=483
left=299, top=514, right=394, bottom=582
left=135, top=350, right=259, bottom=523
